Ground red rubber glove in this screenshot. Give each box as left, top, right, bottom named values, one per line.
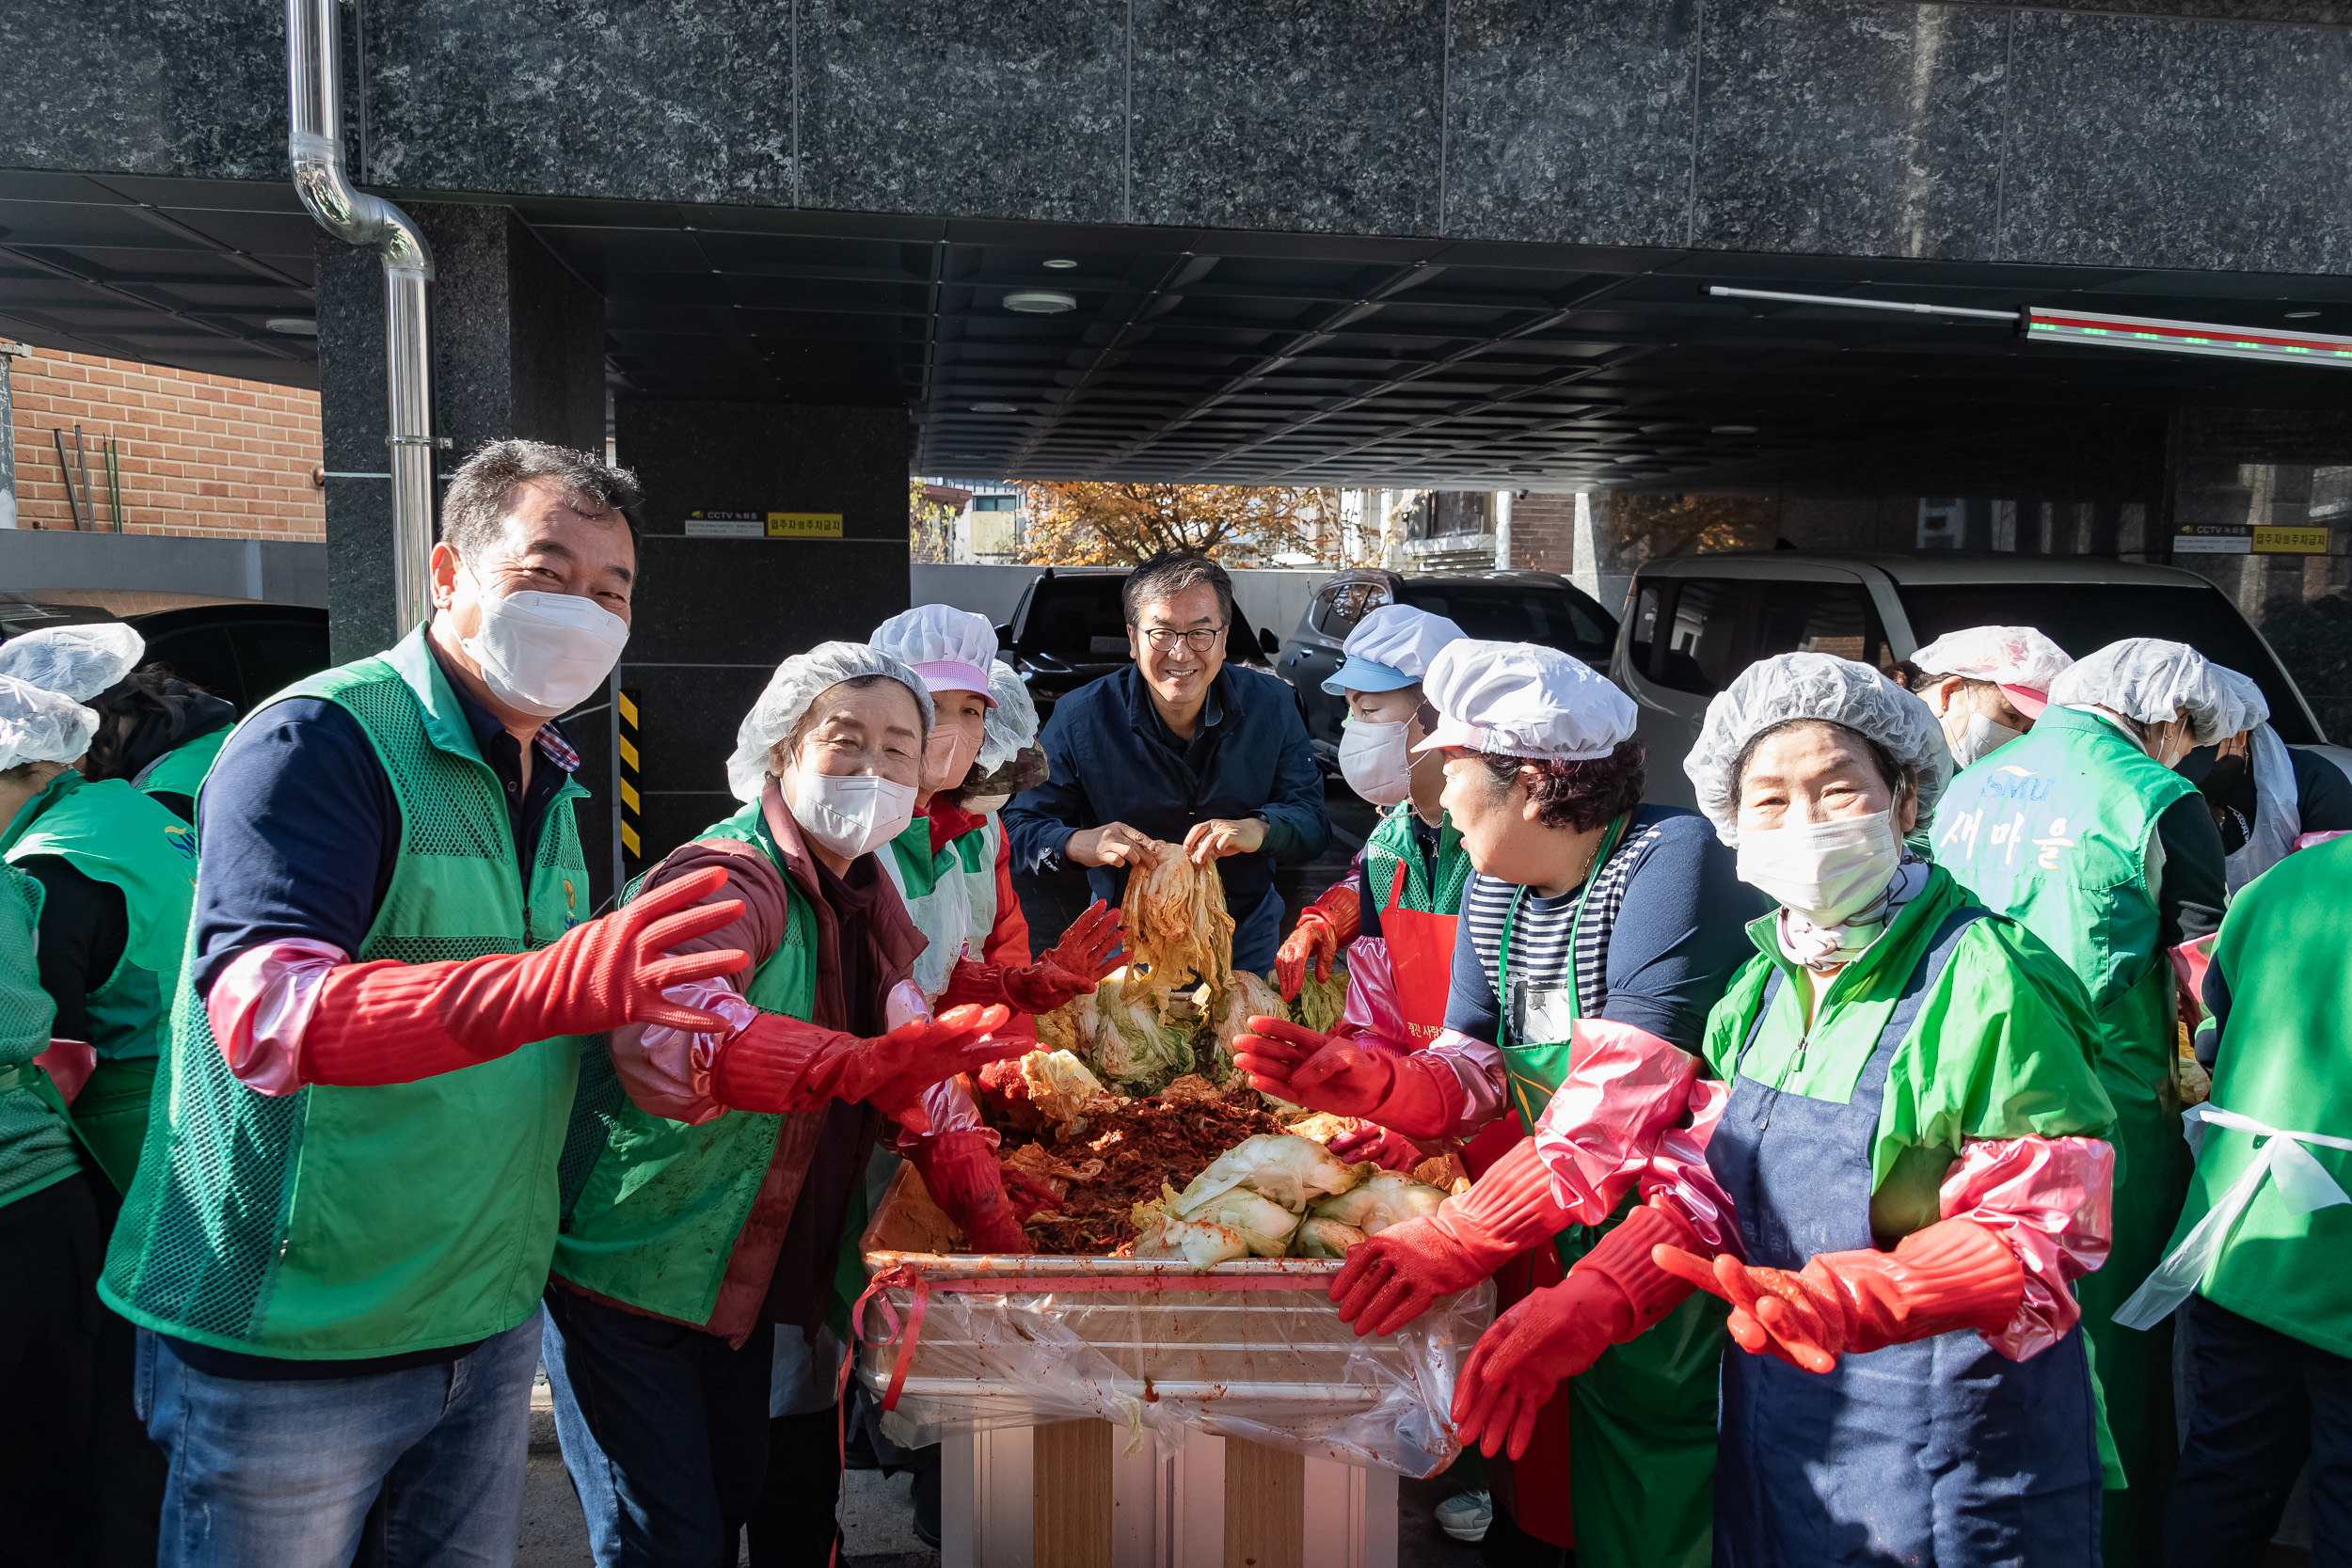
left=1327, top=1122, right=1426, bottom=1173
left=298, top=866, right=752, bottom=1088
left=1452, top=1201, right=1703, bottom=1459
left=911, top=1129, right=1032, bottom=1255
left=1329, top=1136, right=1567, bottom=1337
left=1654, top=1216, right=2024, bottom=1374
left=1232, top=1017, right=1462, bottom=1138
left=1275, top=882, right=1358, bottom=1000
left=941, top=899, right=1124, bottom=1015
left=708, top=1003, right=1018, bottom=1134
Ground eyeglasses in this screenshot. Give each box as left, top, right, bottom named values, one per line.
left=1138, top=625, right=1226, bottom=653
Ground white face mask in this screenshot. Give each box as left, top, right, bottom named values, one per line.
left=1946, top=711, right=2025, bottom=769
left=458, top=574, right=630, bottom=720
left=1735, top=810, right=1901, bottom=927
left=1338, top=718, right=1415, bottom=806
left=784, top=765, right=918, bottom=860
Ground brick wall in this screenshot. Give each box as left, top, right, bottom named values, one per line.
left=8, top=348, right=324, bottom=538
left=1505, top=492, right=1577, bottom=572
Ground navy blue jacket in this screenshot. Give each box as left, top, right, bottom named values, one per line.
left=1003, top=662, right=1329, bottom=973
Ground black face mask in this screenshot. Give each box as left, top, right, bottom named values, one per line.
left=2198, top=751, right=2249, bottom=805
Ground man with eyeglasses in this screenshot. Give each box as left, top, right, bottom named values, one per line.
left=1005, top=550, right=1328, bottom=974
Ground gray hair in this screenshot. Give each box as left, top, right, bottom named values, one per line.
left=441, top=438, right=643, bottom=566
left=1122, top=550, right=1233, bottom=629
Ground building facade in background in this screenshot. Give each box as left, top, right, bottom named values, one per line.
left=6, top=347, right=324, bottom=539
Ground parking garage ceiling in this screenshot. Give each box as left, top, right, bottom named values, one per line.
left=8, top=168, right=2352, bottom=499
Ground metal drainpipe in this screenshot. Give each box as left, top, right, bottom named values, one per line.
left=288, top=0, right=437, bottom=634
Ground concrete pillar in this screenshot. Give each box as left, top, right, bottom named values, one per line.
left=612, top=401, right=912, bottom=877
left=313, top=203, right=610, bottom=891
left=314, top=204, right=605, bottom=663
left=1491, top=489, right=1512, bottom=571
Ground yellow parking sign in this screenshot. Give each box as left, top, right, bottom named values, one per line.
left=2252, top=526, right=2329, bottom=554
left=764, top=512, right=843, bottom=538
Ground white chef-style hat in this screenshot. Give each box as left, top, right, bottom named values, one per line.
left=1322, top=603, right=1468, bottom=695
left=1410, top=640, right=1637, bottom=761
left=0, top=623, right=145, bottom=703
left=1910, top=626, right=2074, bottom=719
left=869, top=604, right=998, bottom=705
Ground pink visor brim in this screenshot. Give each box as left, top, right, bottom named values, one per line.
left=911, top=660, right=997, bottom=705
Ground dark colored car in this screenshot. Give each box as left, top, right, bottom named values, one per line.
left=1, top=593, right=331, bottom=714
left=1275, top=569, right=1619, bottom=768
left=995, top=567, right=1278, bottom=721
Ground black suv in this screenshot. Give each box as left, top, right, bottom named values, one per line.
left=1, top=594, right=331, bottom=713
left=994, top=567, right=1279, bottom=721
left=1275, top=569, right=1617, bottom=768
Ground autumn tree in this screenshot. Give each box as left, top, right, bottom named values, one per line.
left=908, top=479, right=961, bottom=564
left=1013, top=483, right=1346, bottom=566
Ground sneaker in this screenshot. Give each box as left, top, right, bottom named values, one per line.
left=1437, top=1490, right=1492, bottom=1543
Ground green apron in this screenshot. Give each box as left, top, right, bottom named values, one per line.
left=0, top=864, right=83, bottom=1211
left=1931, top=705, right=2194, bottom=1567
left=0, top=771, right=198, bottom=1195
left=1496, top=815, right=1724, bottom=1568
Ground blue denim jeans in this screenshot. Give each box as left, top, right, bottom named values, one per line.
left=541, top=1284, right=775, bottom=1568
left=143, top=1313, right=541, bottom=1568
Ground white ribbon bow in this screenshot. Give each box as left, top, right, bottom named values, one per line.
left=2113, top=1101, right=2352, bottom=1330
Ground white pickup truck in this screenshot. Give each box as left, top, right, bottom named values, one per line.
left=1609, top=551, right=2352, bottom=808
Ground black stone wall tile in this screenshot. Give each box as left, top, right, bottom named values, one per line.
left=1692, top=0, right=2011, bottom=261
left=1445, top=0, right=1699, bottom=248
left=0, top=2, right=283, bottom=179
left=364, top=0, right=794, bottom=205
left=2002, top=8, right=2352, bottom=272
left=1129, top=0, right=1444, bottom=236
left=799, top=0, right=1125, bottom=222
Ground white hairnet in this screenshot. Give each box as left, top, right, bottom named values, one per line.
left=975, top=660, right=1039, bottom=774
left=2044, top=638, right=2237, bottom=746
left=0, top=673, right=100, bottom=773
left=1684, top=652, right=1952, bottom=844
left=0, top=623, right=144, bottom=702
left=723, top=641, right=935, bottom=803
left=1909, top=625, right=2074, bottom=708
left=2210, top=665, right=2271, bottom=737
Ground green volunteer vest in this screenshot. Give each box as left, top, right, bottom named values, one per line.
left=877, top=812, right=999, bottom=1000
left=554, top=799, right=819, bottom=1328
left=132, top=725, right=230, bottom=806
left=0, top=863, right=80, bottom=1211
left=1929, top=704, right=2193, bottom=1555
left=0, top=770, right=198, bottom=1065
left=1360, top=800, right=1471, bottom=916
left=1, top=772, right=199, bottom=1194
left=2172, top=836, right=2352, bottom=1358
left=101, top=627, right=592, bottom=1359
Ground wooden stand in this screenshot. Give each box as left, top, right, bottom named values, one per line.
left=940, top=1419, right=1398, bottom=1568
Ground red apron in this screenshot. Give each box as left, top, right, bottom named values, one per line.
left=1378, top=862, right=1574, bottom=1545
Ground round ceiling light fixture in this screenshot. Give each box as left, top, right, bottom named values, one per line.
left=1004, top=289, right=1078, bottom=315
left=264, top=317, right=319, bottom=336
left=971, top=402, right=1019, bottom=413
left=1710, top=423, right=1758, bottom=435
left=1042, top=258, right=1079, bottom=270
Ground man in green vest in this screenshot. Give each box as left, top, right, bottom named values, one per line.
left=0, top=673, right=114, bottom=1568
left=99, top=439, right=768, bottom=1568
left=2122, top=834, right=2352, bottom=1562
left=1931, top=635, right=2234, bottom=1568
left=0, top=622, right=200, bottom=1567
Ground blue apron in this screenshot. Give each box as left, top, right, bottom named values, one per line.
left=1705, top=907, right=2103, bottom=1568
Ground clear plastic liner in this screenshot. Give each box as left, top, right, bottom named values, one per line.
left=855, top=1171, right=1492, bottom=1476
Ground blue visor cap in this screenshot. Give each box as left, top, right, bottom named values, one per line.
left=1322, top=655, right=1419, bottom=696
